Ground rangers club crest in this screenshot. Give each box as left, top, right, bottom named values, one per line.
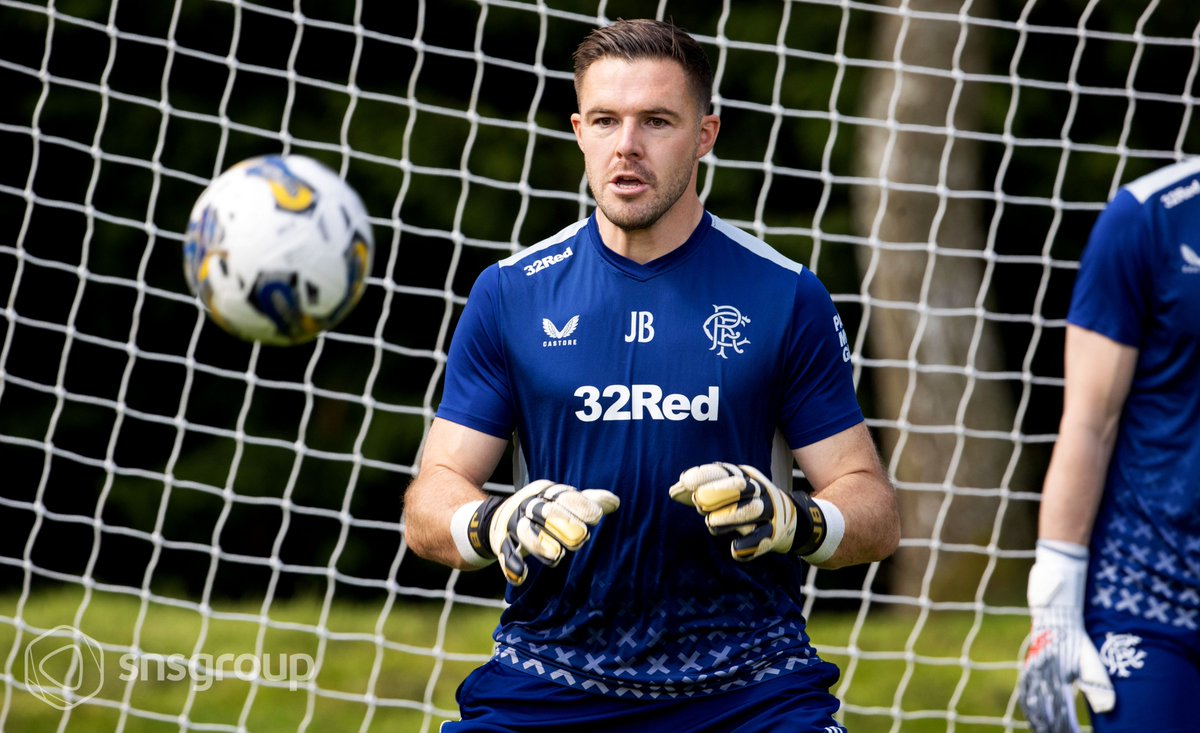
left=704, top=305, right=750, bottom=359
left=1099, top=633, right=1145, bottom=678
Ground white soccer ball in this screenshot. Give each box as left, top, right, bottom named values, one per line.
left=183, top=154, right=374, bottom=346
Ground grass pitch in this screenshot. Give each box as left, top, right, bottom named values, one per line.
left=0, top=587, right=1035, bottom=732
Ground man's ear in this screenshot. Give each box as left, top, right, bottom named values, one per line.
left=697, top=114, right=720, bottom=159
left=571, top=113, right=584, bottom=150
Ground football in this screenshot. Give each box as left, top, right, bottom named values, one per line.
left=183, top=154, right=374, bottom=346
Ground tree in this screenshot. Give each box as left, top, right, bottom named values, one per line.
left=852, top=0, right=1036, bottom=603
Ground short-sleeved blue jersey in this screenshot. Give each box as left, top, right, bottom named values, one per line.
left=1071, top=159, right=1200, bottom=634
left=437, top=212, right=864, bottom=697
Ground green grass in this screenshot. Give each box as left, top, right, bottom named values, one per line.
left=0, top=588, right=1041, bottom=732
left=0, top=586, right=499, bottom=732
left=809, top=607, right=1032, bottom=731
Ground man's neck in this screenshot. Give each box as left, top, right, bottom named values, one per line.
left=595, top=197, right=705, bottom=265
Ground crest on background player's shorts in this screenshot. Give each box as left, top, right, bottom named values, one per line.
left=1099, top=633, right=1145, bottom=678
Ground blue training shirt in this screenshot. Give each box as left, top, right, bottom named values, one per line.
left=1072, top=158, right=1200, bottom=632
left=437, top=211, right=864, bottom=697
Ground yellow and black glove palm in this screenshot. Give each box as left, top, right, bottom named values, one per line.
left=468, top=480, right=619, bottom=585
left=669, top=462, right=826, bottom=561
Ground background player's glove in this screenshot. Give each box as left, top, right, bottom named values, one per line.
left=467, top=480, right=619, bottom=586
left=668, top=462, right=826, bottom=561
left=1018, top=540, right=1115, bottom=732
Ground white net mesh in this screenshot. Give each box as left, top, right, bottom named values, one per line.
left=1, top=0, right=1197, bottom=730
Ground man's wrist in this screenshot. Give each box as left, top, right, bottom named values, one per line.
left=792, top=495, right=845, bottom=564
left=449, top=498, right=502, bottom=568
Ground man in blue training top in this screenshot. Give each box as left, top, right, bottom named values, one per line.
left=405, top=18, right=900, bottom=732
left=1018, top=158, right=1200, bottom=732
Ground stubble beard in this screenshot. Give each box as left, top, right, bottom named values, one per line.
left=593, top=162, right=694, bottom=232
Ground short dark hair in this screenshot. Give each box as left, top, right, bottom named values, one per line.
left=572, top=18, right=714, bottom=116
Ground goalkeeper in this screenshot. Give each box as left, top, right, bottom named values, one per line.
left=1017, top=159, right=1200, bottom=732
left=404, top=18, right=900, bottom=732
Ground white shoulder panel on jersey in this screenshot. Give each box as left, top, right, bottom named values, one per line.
left=498, top=218, right=588, bottom=268
left=709, top=214, right=807, bottom=275
left=1125, top=156, right=1200, bottom=204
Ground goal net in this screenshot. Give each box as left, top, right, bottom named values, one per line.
left=0, top=0, right=1195, bottom=730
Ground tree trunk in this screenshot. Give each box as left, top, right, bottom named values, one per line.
left=852, top=0, right=1035, bottom=603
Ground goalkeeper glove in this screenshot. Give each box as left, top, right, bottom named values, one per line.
left=668, top=462, right=829, bottom=561
left=1018, top=540, right=1115, bottom=732
left=467, top=480, right=619, bottom=586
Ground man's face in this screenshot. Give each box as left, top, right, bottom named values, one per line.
left=571, top=58, right=717, bottom=232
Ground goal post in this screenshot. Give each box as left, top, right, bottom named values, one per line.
left=0, top=0, right=1196, bottom=730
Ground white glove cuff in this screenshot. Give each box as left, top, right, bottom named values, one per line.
left=799, top=498, right=845, bottom=565
left=1028, top=539, right=1088, bottom=608
left=449, top=500, right=496, bottom=568
left=1037, top=539, right=1088, bottom=562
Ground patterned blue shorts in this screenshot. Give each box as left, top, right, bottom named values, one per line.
left=1085, top=616, right=1200, bottom=732
left=441, top=657, right=846, bottom=733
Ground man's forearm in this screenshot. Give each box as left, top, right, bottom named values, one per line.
left=1039, top=325, right=1137, bottom=546
left=1037, top=432, right=1110, bottom=546
left=810, top=471, right=899, bottom=569
left=404, top=466, right=490, bottom=569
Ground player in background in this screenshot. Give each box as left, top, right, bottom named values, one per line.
left=1017, top=158, right=1200, bottom=732
left=404, top=18, right=899, bottom=732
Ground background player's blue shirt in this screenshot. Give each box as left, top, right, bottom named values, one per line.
left=1070, top=159, right=1200, bottom=633
left=437, top=212, right=864, bottom=696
